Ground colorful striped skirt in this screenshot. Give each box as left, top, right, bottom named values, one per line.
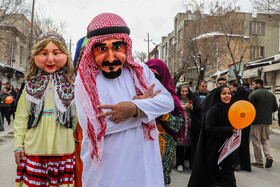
left=15, top=153, right=75, bottom=187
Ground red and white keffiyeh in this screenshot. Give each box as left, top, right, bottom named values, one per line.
left=76, top=13, right=157, bottom=169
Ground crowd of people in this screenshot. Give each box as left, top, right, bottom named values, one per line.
left=0, top=82, right=21, bottom=131
left=0, top=12, right=276, bottom=187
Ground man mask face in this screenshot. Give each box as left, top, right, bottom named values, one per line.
left=93, top=38, right=127, bottom=79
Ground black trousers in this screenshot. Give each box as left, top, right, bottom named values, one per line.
left=218, top=156, right=237, bottom=187
left=176, top=145, right=191, bottom=166
left=1, top=107, right=11, bottom=125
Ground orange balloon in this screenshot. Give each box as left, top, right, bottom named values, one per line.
left=228, top=100, right=256, bottom=129
left=5, top=96, right=13, bottom=104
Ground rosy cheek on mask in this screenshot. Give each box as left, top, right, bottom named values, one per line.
left=54, top=55, right=67, bottom=63
left=34, top=55, right=47, bottom=64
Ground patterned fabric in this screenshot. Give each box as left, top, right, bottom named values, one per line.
left=26, top=67, right=75, bottom=112
left=26, top=67, right=75, bottom=129
left=42, top=109, right=54, bottom=116
left=76, top=13, right=157, bottom=170
left=15, top=153, right=75, bottom=187
left=157, top=113, right=185, bottom=185
left=36, top=32, right=66, bottom=47
left=161, top=134, right=174, bottom=185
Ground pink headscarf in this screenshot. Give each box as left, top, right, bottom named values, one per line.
left=76, top=13, right=157, bottom=169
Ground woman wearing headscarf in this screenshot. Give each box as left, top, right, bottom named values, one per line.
left=175, top=84, right=192, bottom=171
left=146, top=59, right=185, bottom=185
left=8, top=84, right=17, bottom=120
left=231, top=86, right=251, bottom=171
left=188, top=85, right=237, bottom=187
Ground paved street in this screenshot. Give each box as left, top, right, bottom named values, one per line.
left=0, top=120, right=280, bottom=187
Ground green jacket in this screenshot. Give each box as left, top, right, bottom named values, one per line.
left=0, top=92, right=12, bottom=107
left=249, top=87, right=278, bottom=124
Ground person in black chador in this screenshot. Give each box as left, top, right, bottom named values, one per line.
left=177, top=84, right=201, bottom=169
left=0, top=87, right=12, bottom=125
left=188, top=85, right=237, bottom=187
left=175, top=84, right=194, bottom=171
left=231, top=86, right=251, bottom=172
left=8, top=84, right=17, bottom=120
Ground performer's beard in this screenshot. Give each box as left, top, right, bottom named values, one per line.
left=101, top=60, right=123, bottom=79
left=102, top=68, right=122, bottom=79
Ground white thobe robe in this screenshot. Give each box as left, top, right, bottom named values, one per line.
left=75, top=62, right=174, bottom=187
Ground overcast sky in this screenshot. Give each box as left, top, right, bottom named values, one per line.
left=26, top=0, right=253, bottom=57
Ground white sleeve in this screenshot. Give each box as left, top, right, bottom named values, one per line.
left=131, top=63, right=174, bottom=123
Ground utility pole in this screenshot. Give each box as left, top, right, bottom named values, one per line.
left=26, top=0, right=35, bottom=72
left=28, top=0, right=35, bottom=59
left=144, top=33, right=152, bottom=60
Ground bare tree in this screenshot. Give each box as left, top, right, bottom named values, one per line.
left=180, top=0, right=250, bottom=85
left=173, top=5, right=218, bottom=88
left=182, top=0, right=207, bottom=13
left=134, top=51, right=147, bottom=62
left=0, top=0, right=29, bottom=24
left=34, top=10, right=66, bottom=36
left=210, top=6, right=250, bottom=84
left=252, top=0, right=280, bottom=27
left=252, top=0, right=280, bottom=14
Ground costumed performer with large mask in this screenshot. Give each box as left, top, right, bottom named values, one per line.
left=75, top=13, right=174, bottom=187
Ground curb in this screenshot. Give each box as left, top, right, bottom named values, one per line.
left=271, top=122, right=280, bottom=135
left=0, top=128, right=14, bottom=138
left=271, top=129, right=280, bottom=135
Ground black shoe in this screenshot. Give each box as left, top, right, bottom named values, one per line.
left=265, top=157, right=273, bottom=168
left=251, top=162, right=263, bottom=168
left=234, top=164, right=241, bottom=171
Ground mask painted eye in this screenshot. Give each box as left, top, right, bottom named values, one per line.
left=99, top=47, right=106, bottom=51
left=113, top=45, right=121, bottom=50
left=42, top=52, right=47, bottom=56
left=54, top=52, right=59, bottom=55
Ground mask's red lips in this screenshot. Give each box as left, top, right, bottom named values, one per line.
left=46, top=64, right=55, bottom=69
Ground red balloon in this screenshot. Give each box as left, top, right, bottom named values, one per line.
left=228, top=100, right=256, bottom=129
left=5, top=96, right=13, bottom=104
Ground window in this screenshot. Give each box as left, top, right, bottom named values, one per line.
left=169, top=37, right=174, bottom=51
left=161, top=44, right=167, bottom=59
left=249, top=22, right=265, bottom=35
left=178, top=29, right=183, bottom=40
left=250, top=46, right=264, bottom=59
left=20, top=46, right=23, bottom=66
left=175, top=18, right=178, bottom=39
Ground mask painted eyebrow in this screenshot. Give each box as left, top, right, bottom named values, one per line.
left=41, top=48, right=61, bottom=51
left=94, top=43, right=106, bottom=48
left=112, top=41, right=127, bottom=46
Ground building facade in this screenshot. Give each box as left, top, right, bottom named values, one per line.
left=0, top=13, right=40, bottom=88
left=151, top=11, right=279, bottom=90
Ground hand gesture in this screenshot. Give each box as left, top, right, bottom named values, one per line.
left=97, top=101, right=138, bottom=123
left=185, top=102, right=193, bottom=110
left=133, top=83, right=161, bottom=100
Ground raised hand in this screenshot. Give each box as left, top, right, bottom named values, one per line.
left=133, top=83, right=161, bottom=100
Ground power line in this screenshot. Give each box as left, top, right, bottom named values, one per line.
left=151, top=2, right=183, bottom=36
